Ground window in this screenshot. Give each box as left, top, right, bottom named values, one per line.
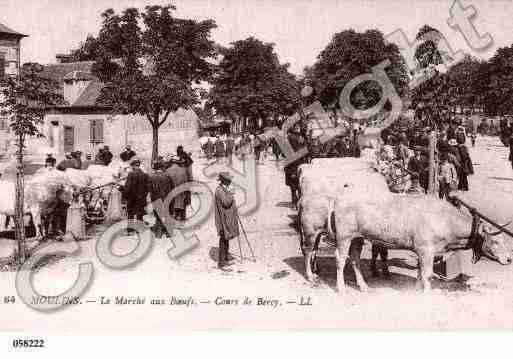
left=0, top=54, right=5, bottom=79
left=89, top=119, right=104, bottom=144
left=0, top=117, right=8, bottom=131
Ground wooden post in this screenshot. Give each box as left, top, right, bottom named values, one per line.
left=427, top=130, right=437, bottom=194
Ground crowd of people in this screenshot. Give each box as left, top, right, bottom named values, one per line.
left=38, top=144, right=195, bottom=240
left=380, top=120, right=474, bottom=199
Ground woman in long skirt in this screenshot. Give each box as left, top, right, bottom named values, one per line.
left=65, top=190, right=86, bottom=241
left=105, top=185, right=124, bottom=222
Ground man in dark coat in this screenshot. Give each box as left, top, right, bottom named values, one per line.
left=457, top=138, right=473, bottom=191
left=120, top=145, right=137, bottom=162
left=214, top=172, right=239, bottom=270
left=176, top=145, right=194, bottom=209
left=122, top=159, right=150, bottom=223
left=407, top=149, right=428, bottom=193
left=284, top=124, right=307, bottom=208
left=57, top=153, right=77, bottom=171
left=215, top=136, right=225, bottom=163
left=166, top=159, right=189, bottom=221
left=71, top=151, right=82, bottom=169
left=509, top=134, right=513, bottom=170
left=102, top=146, right=113, bottom=165
left=45, top=154, right=56, bottom=168
left=149, top=162, right=174, bottom=238
left=225, top=135, right=235, bottom=164
left=447, top=123, right=456, bottom=141
left=94, top=148, right=105, bottom=165
left=41, top=188, right=69, bottom=237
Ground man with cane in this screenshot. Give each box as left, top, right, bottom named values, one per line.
left=214, top=172, right=239, bottom=270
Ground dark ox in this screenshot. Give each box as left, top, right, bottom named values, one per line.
left=328, top=196, right=512, bottom=293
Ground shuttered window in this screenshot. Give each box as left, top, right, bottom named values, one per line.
left=89, top=119, right=104, bottom=144
left=0, top=117, right=8, bottom=131
left=0, top=54, right=5, bottom=79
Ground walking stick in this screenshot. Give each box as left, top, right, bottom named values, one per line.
left=236, top=234, right=244, bottom=263
left=237, top=213, right=256, bottom=262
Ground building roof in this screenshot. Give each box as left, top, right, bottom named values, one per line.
left=41, top=61, right=105, bottom=108
left=73, top=80, right=103, bottom=107
left=0, top=22, right=28, bottom=38
left=41, top=61, right=94, bottom=83
left=63, top=70, right=95, bottom=82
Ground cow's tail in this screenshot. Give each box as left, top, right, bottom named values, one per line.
left=327, top=197, right=337, bottom=240
left=297, top=201, right=305, bottom=255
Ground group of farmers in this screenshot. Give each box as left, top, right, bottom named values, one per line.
left=115, top=146, right=195, bottom=240
left=200, top=133, right=284, bottom=164
left=381, top=121, right=474, bottom=200
left=45, top=145, right=138, bottom=171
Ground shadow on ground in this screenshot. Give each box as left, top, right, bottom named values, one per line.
left=283, top=256, right=472, bottom=293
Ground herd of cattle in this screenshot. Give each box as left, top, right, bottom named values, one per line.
left=0, top=160, right=133, bottom=237
left=296, top=151, right=512, bottom=294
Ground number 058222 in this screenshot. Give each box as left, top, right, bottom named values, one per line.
left=12, top=339, right=45, bottom=348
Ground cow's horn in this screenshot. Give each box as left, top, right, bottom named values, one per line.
left=484, top=221, right=512, bottom=236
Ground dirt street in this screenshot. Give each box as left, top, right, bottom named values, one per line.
left=1, top=135, right=513, bottom=330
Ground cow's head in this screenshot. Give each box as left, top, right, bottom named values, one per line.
left=479, top=223, right=512, bottom=265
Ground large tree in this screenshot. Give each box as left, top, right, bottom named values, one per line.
left=91, top=5, right=217, bottom=163
left=207, top=37, right=301, bottom=131
left=482, top=45, right=513, bottom=117
left=0, top=63, right=64, bottom=263
left=410, top=25, right=456, bottom=126
left=305, top=29, right=409, bottom=115
left=69, top=35, right=101, bottom=62
left=445, top=55, right=484, bottom=113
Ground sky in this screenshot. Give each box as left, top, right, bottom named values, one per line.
left=1, top=0, right=512, bottom=75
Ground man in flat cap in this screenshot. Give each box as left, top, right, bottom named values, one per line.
left=214, top=171, right=239, bottom=270
left=120, top=145, right=137, bottom=163
left=45, top=153, right=56, bottom=169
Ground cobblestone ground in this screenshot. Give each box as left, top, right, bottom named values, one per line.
left=1, top=136, right=513, bottom=330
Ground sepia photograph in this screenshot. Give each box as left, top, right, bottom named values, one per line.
left=1, top=0, right=513, bottom=345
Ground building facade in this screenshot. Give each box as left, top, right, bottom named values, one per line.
left=0, top=22, right=27, bottom=152
left=37, top=58, right=200, bottom=160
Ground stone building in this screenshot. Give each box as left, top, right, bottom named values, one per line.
left=0, top=22, right=27, bottom=151
left=39, top=58, right=200, bottom=160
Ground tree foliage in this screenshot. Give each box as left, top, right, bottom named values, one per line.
left=90, top=5, right=217, bottom=162
left=481, top=45, right=513, bottom=116
left=207, top=37, right=301, bottom=129
left=305, top=29, right=409, bottom=112
left=0, top=63, right=64, bottom=263
left=70, top=35, right=101, bottom=62
left=0, top=63, right=64, bottom=142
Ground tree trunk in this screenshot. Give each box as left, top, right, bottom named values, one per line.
left=152, top=125, right=159, bottom=167
left=15, top=134, right=26, bottom=265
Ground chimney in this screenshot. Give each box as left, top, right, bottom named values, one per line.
left=56, top=53, right=72, bottom=64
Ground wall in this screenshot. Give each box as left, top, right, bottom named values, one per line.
left=0, top=38, right=20, bottom=77
left=0, top=38, right=20, bottom=153
left=40, top=108, right=200, bottom=159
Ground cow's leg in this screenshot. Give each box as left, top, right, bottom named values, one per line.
left=349, top=238, right=368, bottom=292
left=304, top=249, right=317, bottom=282
left=417, top=251, right=434, bottom=292
left=380, top=247, right=390, bottom=277
left=371, top=245, right=379, bottom=277
left=335, top=238, right=352, bottom=294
